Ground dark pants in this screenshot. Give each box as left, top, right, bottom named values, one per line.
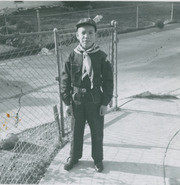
left=70, top=89, right=104, bottom=164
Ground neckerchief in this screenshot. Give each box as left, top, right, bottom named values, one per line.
left=74, top=43, right=100, bottom=89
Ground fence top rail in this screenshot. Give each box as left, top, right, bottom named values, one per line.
left=57, top=24, right=114, bottom=36
left=57, top=28, right=114, bottom=37
left=0, top=23, right=114, bottom=37
left=6, top=14, right=37, bottom=18
left=0, top=30, right=54, bottom=37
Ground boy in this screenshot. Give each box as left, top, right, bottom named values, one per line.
left=61, top=18, right=113, bottom=172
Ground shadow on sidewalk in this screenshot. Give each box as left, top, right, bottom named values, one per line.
left=84, top=142, right=180, bottom=151
left=84, top=112, right=131, bottom=140
left=42, top=160, right=180, bottom=185
left=103, top=161, right=180, bottom=179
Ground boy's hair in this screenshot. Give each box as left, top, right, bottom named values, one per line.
left=76, top=18, right=97, bottom=32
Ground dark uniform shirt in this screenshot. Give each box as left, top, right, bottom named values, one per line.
left=61, top=49, right=114, bottom=106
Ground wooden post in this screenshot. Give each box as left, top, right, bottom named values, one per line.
left=53, top=105, right=63, bottom=143
left=53, top=28, right=65, bottom=137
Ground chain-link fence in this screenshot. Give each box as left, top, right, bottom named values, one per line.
left=0, top=22, right=117, bottom=183
left=0, top=2, right=179, bottom=35
left=137, top=3, right=173, bottom=28
left=0, top=14, right=38, bottom=35
left=0, top=31, right=61, bottom=184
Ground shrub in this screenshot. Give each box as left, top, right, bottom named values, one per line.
left=155, top=19, right=164, bottom=29
left=16, top=19, right=35, bottom=33
left=8, top=18, right=17, bottom=25
left=0, top=26, right=15, bottom=35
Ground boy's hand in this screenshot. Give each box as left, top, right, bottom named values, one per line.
left=109, top=99, right=113, bottom=108
left=65, top=105, right=73, bottom=117
left=99, top=105, right=107, bottom=116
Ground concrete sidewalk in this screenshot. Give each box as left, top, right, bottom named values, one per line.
left=40, top=98, right=180, bottom=185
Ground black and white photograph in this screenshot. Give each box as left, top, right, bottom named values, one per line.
left=0, top=0, right=180, bottom=184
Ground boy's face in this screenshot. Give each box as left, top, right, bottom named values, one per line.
left=76, top=25, right=96, bottom=49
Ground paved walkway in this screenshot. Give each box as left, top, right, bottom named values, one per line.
left=40, top=98, right=180, bottom=185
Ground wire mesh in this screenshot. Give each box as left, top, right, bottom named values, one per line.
left=0, top=2, right=177, bottom=34
left=0, top=31, right=61, bottom=184
left=38, top=2, right=175, bottom=32
left=138, top=3, right=173, bottom=28
left=89, top=5, right=137, bottom=30
left=173, top=2, right=180, bottom=21
left=2, top=14, right=37, bottom=34
left=40, top=10, right=89, bottom=32
left=0, top=24, right=116, bottom=183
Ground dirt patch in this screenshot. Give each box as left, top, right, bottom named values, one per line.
left=130, top=91, right=179, bottom=100
left=0, top=121, right=68, bottom=184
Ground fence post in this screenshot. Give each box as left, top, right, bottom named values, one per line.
left=111, top=20, right=118, bottom=110
left=136, top=6, right=139, bottom=29
left=108, top=23, right=114, bottom=108
left=111, top=27, right=114, bottom=71
left=88, top=9, right=90, bottom=18
left=53, top=28, right=65, bottom=137
left=53, top=105, right=63, bottom=143
left=4, top=14, right=8, bottom=35
left=170, top=2, right=174, bottom=22
left=36, top=10, right=41, bottom=32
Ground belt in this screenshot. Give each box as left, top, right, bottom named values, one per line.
left=73, top=86, right=100, bottom=93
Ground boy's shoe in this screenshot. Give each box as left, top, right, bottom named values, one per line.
left=94, top=161, right=104, bottom=172
left=64, top=157, right=79, bottom=171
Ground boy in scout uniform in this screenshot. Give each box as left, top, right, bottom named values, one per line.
left=61, top=18, right=113, bottom=172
